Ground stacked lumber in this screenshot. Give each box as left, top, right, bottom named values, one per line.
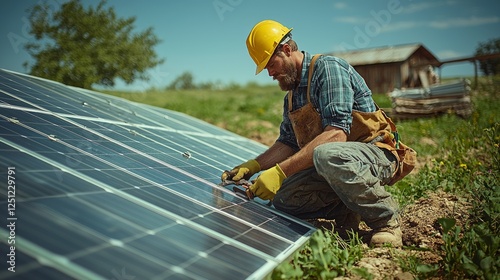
left=389, top=79, right=472, bottom=119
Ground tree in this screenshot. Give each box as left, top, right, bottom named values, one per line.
left=167, top=72, right=196, bottom=90
left=475, top=38, right=500, bottom=76
left=24, top=0, right=164, bottom=89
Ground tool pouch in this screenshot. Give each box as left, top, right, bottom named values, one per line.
left=347, top=109, right=417, bottom=185
left=386, top=140, right=417, bottom=185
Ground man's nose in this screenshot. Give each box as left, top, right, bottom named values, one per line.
left=266, top=68, right=274, bottom=77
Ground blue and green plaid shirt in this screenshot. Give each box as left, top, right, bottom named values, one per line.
left=277, top=52, right=376, bottom=150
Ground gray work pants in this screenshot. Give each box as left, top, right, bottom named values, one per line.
left=273, top=142, right=398, bottom=230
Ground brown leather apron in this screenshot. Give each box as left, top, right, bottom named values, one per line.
left=288, top=54, right=416, bottom=184
left=287, top=55, right=323, bottom=148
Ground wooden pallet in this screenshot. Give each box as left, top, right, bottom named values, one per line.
left=389, top=79, right=472, bottom=120
left=390, top=95, right=472, bottom=119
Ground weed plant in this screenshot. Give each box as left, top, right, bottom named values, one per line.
left=268, top=230, right=369, bottom=279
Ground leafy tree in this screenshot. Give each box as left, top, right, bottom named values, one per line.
left=24, top=0, right=164, bottom=89
left=167, top=72, right=196, bottom=90
left=475, top=38, right=500, bottom=76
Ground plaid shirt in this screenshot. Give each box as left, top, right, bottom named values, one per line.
left=277, top=52, right=376, bottom=150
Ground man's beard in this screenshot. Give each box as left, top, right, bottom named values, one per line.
left=275, top=59, right=298, bottom=91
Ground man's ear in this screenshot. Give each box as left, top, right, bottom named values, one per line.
left=282, top=43, right=292, bottom=56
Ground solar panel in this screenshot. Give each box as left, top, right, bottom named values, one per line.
left=0, top=69, right=316, bottom=279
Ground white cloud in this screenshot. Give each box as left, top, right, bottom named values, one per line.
left=334, top=2, right=499, bottom=34
left=429, top=16, right=500, bottom=28
left=402, top=2, right=438, bottom=14
left=378, top=15, right=500, bottom=34
left=335, top=16, right=365, bottom=24
left=401, top=0, right=458, bottom=14
left=334, top=2, right=347, bottom=9
left=380, top=21, right=421, bottom=33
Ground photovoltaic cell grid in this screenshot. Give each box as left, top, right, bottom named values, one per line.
left=0, top=69, right=316, bottom=279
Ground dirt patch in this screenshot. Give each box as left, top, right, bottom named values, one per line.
left=335, top=191, right=473, bottom=279
left=419, top=136, right=438, bottom=147
left=401, top=190, right=472, bottom=251
left=245, top=121, right=277, bottom=147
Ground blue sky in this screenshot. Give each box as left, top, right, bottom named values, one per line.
left=1, top=0, right=499, bottom=91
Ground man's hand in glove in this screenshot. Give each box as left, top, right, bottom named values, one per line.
left=249, top=164, right=286, bottom=201
left=221, top=159, right=261, bottom=181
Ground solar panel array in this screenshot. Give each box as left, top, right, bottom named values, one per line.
left=0, top=69, right=315, bottom=279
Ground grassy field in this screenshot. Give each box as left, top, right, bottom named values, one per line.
left=105, top=76, right=499, bottom=279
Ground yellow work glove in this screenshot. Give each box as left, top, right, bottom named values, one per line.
left=221, top=159, right=261, bottom=181
left=249, top=164, right=287, bottom=201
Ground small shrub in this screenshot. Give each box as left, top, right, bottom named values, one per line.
left=438, top=217, right=500, bottom=279
left=396, top=252, right=439, bottom=279
left=269, top=229, right=368, bottom=279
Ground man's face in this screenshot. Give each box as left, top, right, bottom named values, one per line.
left=266, top=51, right=297, bottom=91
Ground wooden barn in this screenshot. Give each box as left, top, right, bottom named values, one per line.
left=328, top=44, right=440, bottom=93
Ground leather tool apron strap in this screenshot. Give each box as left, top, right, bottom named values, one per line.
left=288, top=54, right=323, bottom=148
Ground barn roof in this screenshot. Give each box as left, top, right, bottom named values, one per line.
left=327, top=43, right=440, bottom=66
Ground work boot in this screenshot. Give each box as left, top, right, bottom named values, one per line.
left=370, top=220, right=403, bottom=247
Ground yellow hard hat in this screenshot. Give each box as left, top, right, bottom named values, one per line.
left=246, top=20, right=293, bottom=75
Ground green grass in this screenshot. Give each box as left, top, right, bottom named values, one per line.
left=105, top=76, right=500, bottom=279
left=269, top=230, right=370, bottom=279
